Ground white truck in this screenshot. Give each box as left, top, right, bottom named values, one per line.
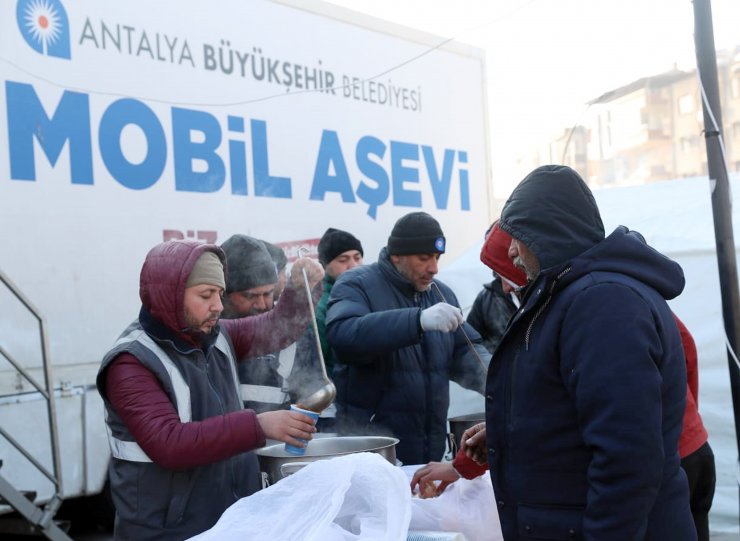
left=0, top=0, right=491, bottom=536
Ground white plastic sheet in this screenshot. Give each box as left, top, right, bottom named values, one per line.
left=404, top=466, right=503, bottom=541
left=188, top=452, right=411, bottom=541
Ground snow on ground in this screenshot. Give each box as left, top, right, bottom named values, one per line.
left=442, top=174, right=740, bottom=533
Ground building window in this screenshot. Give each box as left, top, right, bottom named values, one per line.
left=732, top=77, right=740, bottom=99
left=680, top=136, right=701, bottom=152
left=679, top=94, right=695, bottom=114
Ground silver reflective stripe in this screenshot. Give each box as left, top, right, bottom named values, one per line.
left=215, top=333, right=241, bottom=405
left=240, top=384, right=288, bottom=404
left=136, top=333, right=192, bottom=422
left=105, top=414, right=152, bottom=462
left=107, top=328, right=193, bottom=462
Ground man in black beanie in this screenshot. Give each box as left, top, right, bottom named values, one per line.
left=325, top=211, right=489, bottom=465
left=314, top=228, right=364, bottom=432
left=316, top=228, right=364, bottom=368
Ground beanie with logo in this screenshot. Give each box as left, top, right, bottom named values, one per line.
left=387, top=212, right=446, bottom=255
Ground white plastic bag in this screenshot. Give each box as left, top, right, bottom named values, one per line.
left=405, top=467, right=503, bottom=541
left=189, top=452, right=411, bottom=541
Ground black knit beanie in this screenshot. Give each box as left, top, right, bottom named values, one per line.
left=318, top=228, right=364, bottom=266
left=220, top=234, right=278, bottom=293
left=262, top=241, right=288, bottom=272
left=387, top=212, right=446, bottom=255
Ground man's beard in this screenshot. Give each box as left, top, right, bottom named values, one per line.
left=513, top=257, right=537, bottom=281
left=182, top=310, right=220, bottom=335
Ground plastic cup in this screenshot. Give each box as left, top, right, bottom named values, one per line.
left=284, top=404, right=320, bottom=456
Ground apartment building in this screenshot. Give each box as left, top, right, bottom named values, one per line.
left=534, top=47, right=740, bottom=188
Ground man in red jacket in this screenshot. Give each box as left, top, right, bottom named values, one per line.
left=97, top=240, right=323, bottom=541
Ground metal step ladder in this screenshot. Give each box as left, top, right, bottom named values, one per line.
left=0, top=271, right=73, bottom=541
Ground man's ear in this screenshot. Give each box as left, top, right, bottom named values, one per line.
left=389, top=254, right=401, bottom=266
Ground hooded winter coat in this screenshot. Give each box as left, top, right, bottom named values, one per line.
left=326, top=247, right=490, bottom=465
left=491, top=165, right=695, bottom=540
left=97, top=241, right=311, bottom=541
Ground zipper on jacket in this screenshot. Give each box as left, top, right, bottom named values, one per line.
left=524, top=267, right=571, bottom=351
left=203, top=353, right=227, bottom=415
left=506, top=347, right=520, bottom=431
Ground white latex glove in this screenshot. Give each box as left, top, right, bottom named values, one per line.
left=420, top=302, right=464, bottom=332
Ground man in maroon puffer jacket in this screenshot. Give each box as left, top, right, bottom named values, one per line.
left=97, top=240, right=323, bottom=541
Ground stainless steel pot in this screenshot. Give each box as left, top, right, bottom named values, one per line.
left=447, top=412, right=485, bottom=455
left=255, top=436, right=399, bottom=487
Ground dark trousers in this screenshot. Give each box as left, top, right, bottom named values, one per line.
left=681, top=441, right=716, bottom=541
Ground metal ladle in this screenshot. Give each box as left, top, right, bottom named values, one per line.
left=295, top=263, right=337, bottom=413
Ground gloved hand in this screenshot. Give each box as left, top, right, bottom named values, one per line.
left=420, top=302, right=464, bottom=332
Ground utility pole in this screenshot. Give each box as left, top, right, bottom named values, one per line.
left=693, top=0, right=740, bottom=526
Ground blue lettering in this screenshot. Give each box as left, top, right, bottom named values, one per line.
left=99, top=98, right=166, bottom=189
left=422, top=146, right=455, bottom=209
left=390, top=141, right=420, bottom=208
left=6, top=81, right=93, bottom=184
left=227, top=115, right=247, bottom=195
left=355, top=136, right=388, bottom=219
left=252, top=120, right=291, bottom=198
left=172, top=107, right=225, bottom=192
left=458, top=150, right=470, bottom=210
left=309, top=130, right=354, bottom=202
left=5, top=81, right=473, bottom=214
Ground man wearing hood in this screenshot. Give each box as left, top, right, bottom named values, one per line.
left=465, top=165, right=695, bottom=540
left=326, top=211, right=489, bottom=465
left=97, top=240, right=323, bottom=540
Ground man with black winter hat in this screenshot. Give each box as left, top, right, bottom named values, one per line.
left=325, top=211, right=490, bottom=465
left=462, top=165, right=695, bottom=540
left=316, top=228, right=364, bottom=370
left=314, top=227, right=364, bottom=432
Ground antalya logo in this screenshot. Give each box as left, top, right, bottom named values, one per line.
left=17, top=0, right=71, bottom=59
left=435, top=237, right=446, bottom=252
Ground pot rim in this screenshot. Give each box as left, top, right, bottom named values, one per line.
left=255, top=435, right=399, bottom=459
left=448, top=412, right=485, bottom=423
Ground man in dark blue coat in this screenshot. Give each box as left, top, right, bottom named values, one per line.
left=326, top=212, right=490, bottom=465
left=465, top=165, right=695, bottom=540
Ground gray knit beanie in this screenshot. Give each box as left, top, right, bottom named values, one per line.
left=262, top=241, right=288, bottom=272
left=220, top=234, right=277, bottom=293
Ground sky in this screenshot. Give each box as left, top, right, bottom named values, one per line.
left=323, top=0, right=740, bottom=199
